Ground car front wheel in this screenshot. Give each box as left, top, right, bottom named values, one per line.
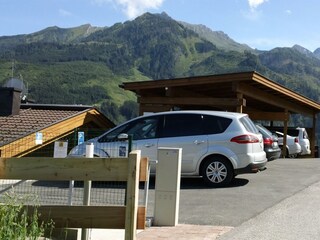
left=201, top=157, right=233, bottom=187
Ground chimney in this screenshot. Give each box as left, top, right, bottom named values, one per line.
left=0, top=87, right=21, bottom=116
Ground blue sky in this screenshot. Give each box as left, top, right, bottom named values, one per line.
left=1, top=0, right=319, bottom=51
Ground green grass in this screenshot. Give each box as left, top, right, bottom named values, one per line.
left=0, top=191, right=54, bottom=240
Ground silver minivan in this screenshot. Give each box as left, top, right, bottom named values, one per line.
left=69, top=111, right=267, bottom=187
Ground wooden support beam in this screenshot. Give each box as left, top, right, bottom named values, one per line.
left=237, top=83, right=314, bottom=116
left=246, top=111, right=289, bottom=121
left=139, top=97, right=245, bottom=107
left=252, top=73, right=320, bottom=110
left=311, top=113, right=317, bottom=157
left=236, top=93, right=243, bottom=113
left=282, top=109, right=289, bottom=158
left=139, top=104, right=172, bottom=115
left=121, top=72, right=252, bottom=90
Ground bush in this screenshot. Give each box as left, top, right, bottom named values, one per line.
left=0, top=191, right=54, bottom=240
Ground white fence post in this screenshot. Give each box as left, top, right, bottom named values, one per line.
left=81, top=143, right=94, bottom=240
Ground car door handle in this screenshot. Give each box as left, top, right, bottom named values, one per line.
left=144, top=143, right=155, bottom=148
left=194, top=140, right=205, bottom=145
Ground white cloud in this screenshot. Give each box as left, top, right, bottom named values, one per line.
left=59, top=9, right=72, bottom=17
left=285, top=9, right=292, bottom=15
left=92, top=0, right=165, bottom=19
left=248, top=0, right=268, bottom=11
left=117, top=0, right=164, bottom=19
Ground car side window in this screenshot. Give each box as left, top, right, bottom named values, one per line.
left=161, top=114, right=203, bottom=138
left=98, top=117, right=159, bottom=142
left=203, top=115, right=232, bottom=134
left=302, top=130, right=309, bottom=139
left=98, top=123, right=130, bottom=142
left=126, top=117, right=159, bottom=140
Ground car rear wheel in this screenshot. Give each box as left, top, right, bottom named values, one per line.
left=288, top=153, right=298, bottom=158
left=201, top=157, right=233, bottom=187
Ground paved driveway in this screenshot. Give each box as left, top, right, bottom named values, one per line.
left=146, top=158, right=320, bottom=227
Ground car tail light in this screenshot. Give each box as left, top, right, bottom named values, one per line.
left=294, top=137, right=299, bottom=143
left=264, top=138, right=273, bottom=145
left=230, top=134, right=260, bottom=144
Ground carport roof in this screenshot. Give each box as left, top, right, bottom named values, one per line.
left=120, top=71, right=320, bottom=117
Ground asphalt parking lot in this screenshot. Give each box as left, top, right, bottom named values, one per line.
left=145, top=158, right=320, bottom=227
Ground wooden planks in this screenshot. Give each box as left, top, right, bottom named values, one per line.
left=26, top=205, right=146, bottom=229
left=0, top=157, right=130, bottom=181
left=0, top=153, right=149, bottom=236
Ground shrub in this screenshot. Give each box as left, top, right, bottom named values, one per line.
left=0, top=191, right=54, bottom=240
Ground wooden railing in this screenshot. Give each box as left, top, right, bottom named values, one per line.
left=0, top=150, right=148, bottom=240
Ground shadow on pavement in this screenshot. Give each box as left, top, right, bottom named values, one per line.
left=32, top=176, right=249, bottom=190
left=147, top=176, right=249, bottom=189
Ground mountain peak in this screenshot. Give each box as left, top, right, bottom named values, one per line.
left=292, top=44, right=318, bottom=59
left=292, top=44, right=312, bottom=54
left=313, top=48, right=320, bottom=59
left=179, top=21, right=252, bottom=52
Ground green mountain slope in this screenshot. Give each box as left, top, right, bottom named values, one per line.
left=179, top=21, right=253, bottom=53
left=0, top=24, right=101, bottom=47
left=0, top=12, right=319, bottom=124
left=259, top=47, right=320, bottom=101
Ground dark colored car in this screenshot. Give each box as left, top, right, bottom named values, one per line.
left=256, top=124, right=281, bottom=161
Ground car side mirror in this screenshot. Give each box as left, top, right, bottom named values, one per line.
left=117, top=133, right=129, bottom=140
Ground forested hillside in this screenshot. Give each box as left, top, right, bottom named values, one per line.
left=0, top=12, right=320, bottom=124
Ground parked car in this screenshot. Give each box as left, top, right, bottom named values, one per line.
left=69, top=110, right=267, bottom=187
left=255, top=124, right=281, bottom=161
left=265, top=127, right=311, bottom=156
left=273, top=131, right=302, bottom=158
left=287, top=128, right=311, bottom=155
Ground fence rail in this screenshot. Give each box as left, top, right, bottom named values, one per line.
left=0, top=150, right=148, bottom=239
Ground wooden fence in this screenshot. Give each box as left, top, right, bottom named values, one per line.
left=0, top=150, right=148, bottom=240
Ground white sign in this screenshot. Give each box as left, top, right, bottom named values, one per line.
left=53, top=141, right=68, bottom=158
left=35, top=132, right=43, bottom=145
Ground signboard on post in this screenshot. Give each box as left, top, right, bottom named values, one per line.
left=78, top=132, right=85, bottom=145
left=35, top=132, right=43, bottom=145
left=53, top=141, right=68, bottom=158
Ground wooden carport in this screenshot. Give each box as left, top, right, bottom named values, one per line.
left=121, top=71, right=320, bottom=157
